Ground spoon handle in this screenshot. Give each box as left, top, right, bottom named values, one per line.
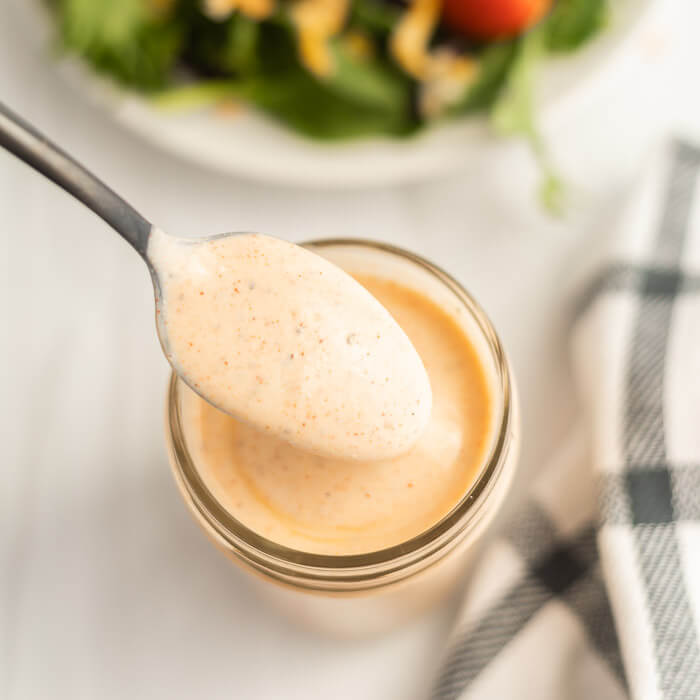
left=0, top=101, right=152, bottom=256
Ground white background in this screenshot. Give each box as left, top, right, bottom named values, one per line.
left=1, top=1, right=698, bottom=698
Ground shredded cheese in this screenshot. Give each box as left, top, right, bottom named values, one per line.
left=391, top=0, right=478, bottom=117
left=290, top=0, right=350, bottom=77
left=389, top=0, right=441, bottom=80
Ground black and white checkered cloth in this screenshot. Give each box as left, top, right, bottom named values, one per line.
left=432, top=141, right=700, bottom=700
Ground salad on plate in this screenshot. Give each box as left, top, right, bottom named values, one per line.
left=48, top=0, right=609, bottom=204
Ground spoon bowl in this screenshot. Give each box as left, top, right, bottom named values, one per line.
left=147, top=228, right=432, bottom=460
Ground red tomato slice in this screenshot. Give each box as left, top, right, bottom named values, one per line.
left=442, top=0, right=552, bottom=40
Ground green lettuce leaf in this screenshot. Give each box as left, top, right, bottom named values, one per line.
left=545, top=0, right=608, bottom=52
left=55, top=0, right=183, bottom=89
left=326, top=40, right=413, bottom=113
left=450, top=40, right=519, bottom=115
left=350, top=0, right=402, bottom=34
left=234, top=69, right=418, bottom=139
left=490, top=28, right=564, bottom=213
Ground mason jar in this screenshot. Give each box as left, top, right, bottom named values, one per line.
left=165, top=239, right=519, bottom=637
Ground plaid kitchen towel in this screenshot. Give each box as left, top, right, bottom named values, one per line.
left=432, top=140, right=700, bottom=700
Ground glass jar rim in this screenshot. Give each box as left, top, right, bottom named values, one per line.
left=166, top=239, right=515, bottom=591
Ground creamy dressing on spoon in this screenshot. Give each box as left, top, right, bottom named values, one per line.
left=148, top=230, right=432, bottom=460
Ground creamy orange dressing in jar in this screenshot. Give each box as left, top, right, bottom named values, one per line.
left=181, top=276, right=492, bottom=554
left=167, top=240, right=519, bottom=636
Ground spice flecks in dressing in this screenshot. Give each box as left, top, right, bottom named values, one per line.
left=184, top=276, right=492, bottom=555
left=148, top=230, right=432, bottom=460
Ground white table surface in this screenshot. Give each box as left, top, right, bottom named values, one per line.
left=2, top=2, right=698, bottom=698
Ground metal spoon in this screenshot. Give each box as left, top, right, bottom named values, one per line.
left=0, top=102, right=432, bottom=460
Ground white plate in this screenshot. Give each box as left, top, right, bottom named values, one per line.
left=15, top=0, right=656, bottom=188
